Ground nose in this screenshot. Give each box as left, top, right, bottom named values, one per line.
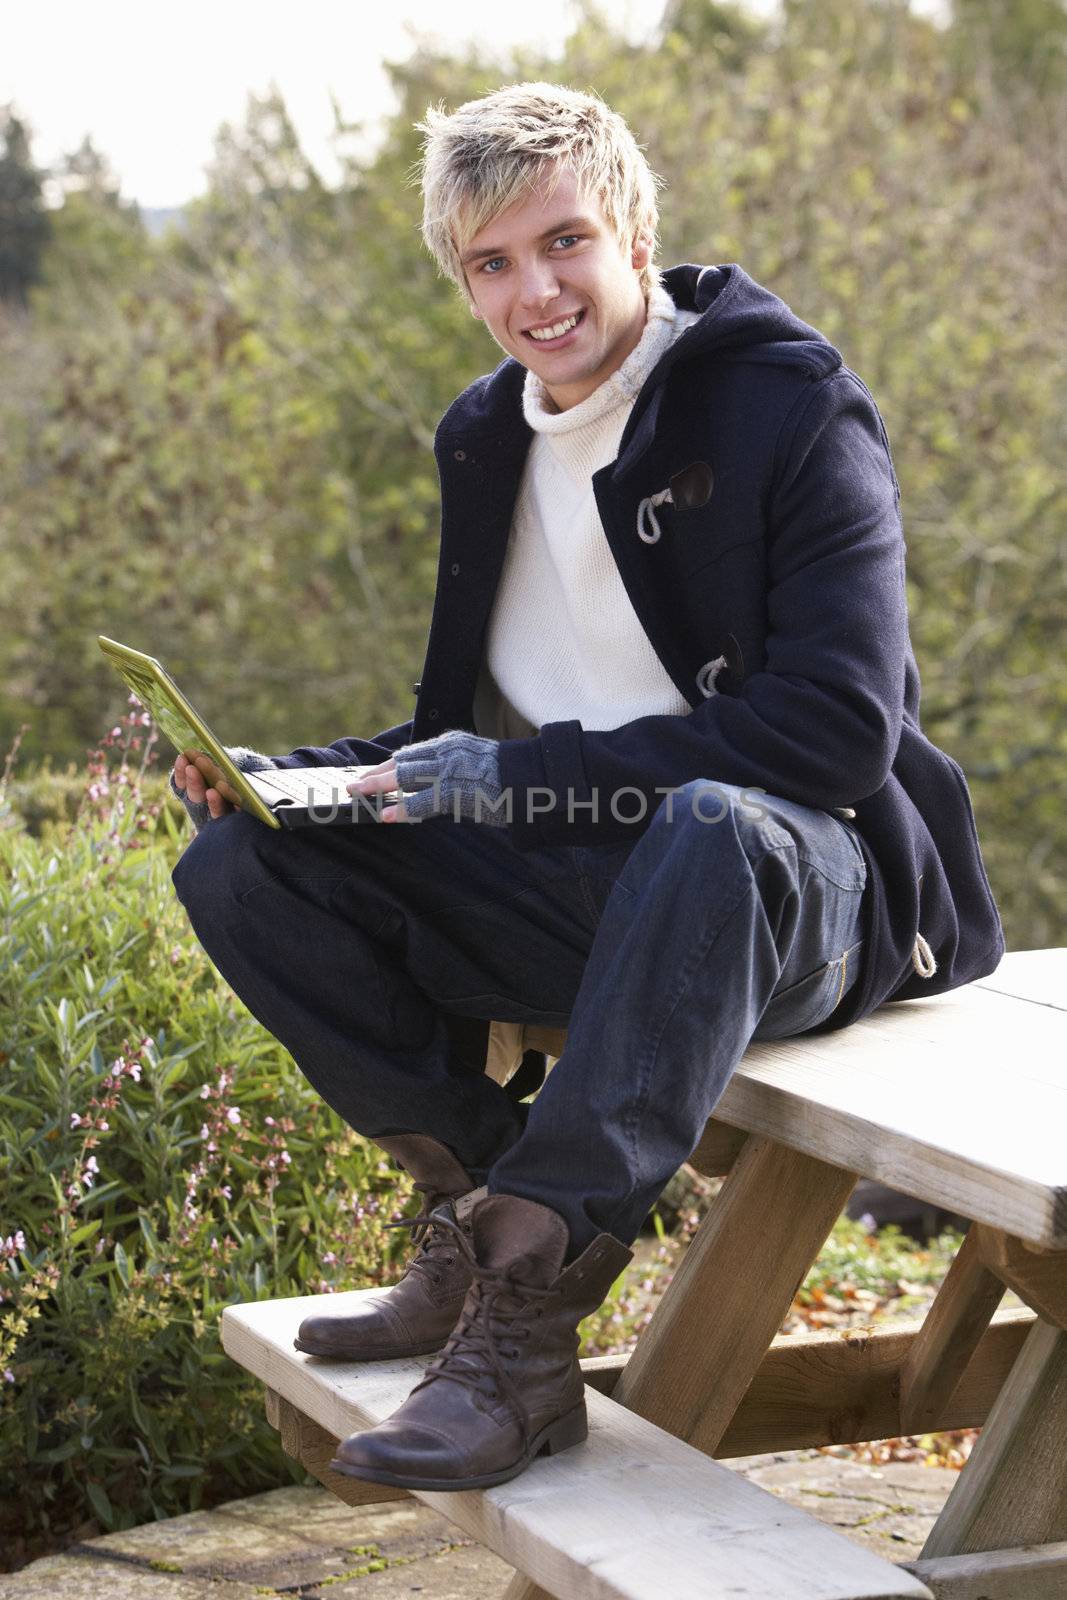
left=517, top=257, right=560, bottom=312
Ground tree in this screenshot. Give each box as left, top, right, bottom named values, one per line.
left=35, top=134, right=150, bottom=310
left=951, top=0, right=1067, bottom=95
left=0, top=107, right=50, bottom=309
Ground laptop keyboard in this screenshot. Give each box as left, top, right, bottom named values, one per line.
left=261, top=766, right=397, bottom=803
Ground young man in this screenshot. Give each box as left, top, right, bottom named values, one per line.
left=172, top=83, right=1004, bottom=1492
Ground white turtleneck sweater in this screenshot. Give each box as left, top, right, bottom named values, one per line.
left=473, top=283, right=702, bottom=742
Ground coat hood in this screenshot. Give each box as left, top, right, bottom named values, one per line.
left=656, top=263, right=843, bottom=382
left=602, top=264, right=843, bottom=479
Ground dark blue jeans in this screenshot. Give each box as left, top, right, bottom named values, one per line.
left=172, top=774, right=866, bottom=1254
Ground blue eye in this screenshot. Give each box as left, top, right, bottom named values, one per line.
left=554, top=235, right=580, bottom=249
left=482, top=257, right=505, bottom=274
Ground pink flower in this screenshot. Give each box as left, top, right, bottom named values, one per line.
left=128, top=1063, right=142, bottom=1082
left=226, top=1107, right=241, bottom=1126
left=199, top=1084, right=211, bottom=1099
left=264, top=1115, right=276, bottom=1127
left=280, top=1150, right=291, bottom=1165
left=70, top=1113, right=82, bottom=1128
left=220, top=1185, right=232, bottom=1200
left=3, top=1371, right=14, bottom=1384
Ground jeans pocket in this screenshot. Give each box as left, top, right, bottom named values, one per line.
left=753, top=940, right=864, bottom=1041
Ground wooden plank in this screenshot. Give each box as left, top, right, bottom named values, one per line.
left=905, top=1542, right=1067, bottom=1598
left=222, top=1295, right=933, bottom=1600
left=974, top=1227, right=1067, bottom=1330
left=612, top=1137, right=857, bottom=1455
left=708, top=959, right=1067, bottom=1245
left=580, top=1309, right=1033, bottom=1455
left=973, top=948, right=1067, bottom=1010
left=899, top=1228, right=1005, bottom=1434
left=922, top=1319, right=1067, bottom=1558
left=687, top=1120, right=749, bottom=1177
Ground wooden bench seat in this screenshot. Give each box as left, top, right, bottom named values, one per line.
left=221, top=1293, right=933, bottom=1600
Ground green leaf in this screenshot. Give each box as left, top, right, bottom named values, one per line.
left=70, top=1220, right=103, bottom=1246
left=86, top=1480, right=114, bottom=1526
left=113, top=1241, right=131, bottom=1286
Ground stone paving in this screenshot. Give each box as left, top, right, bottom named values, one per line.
left=1, top=1454, right=960, bottom=1598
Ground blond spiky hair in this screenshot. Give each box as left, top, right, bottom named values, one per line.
left=417, top=82, right=661, bottom=298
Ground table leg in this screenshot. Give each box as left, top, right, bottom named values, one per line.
left=612, top=1135, right=857, bottom=1449
left=898, top=1226, right=1005, bottom=1435
left=920, top=1316, right=1067, bottom=1558
left=921, top=1234, right=1067, bottom=1560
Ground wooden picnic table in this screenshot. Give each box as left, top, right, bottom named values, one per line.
left=223, top=947, right=1066, bottom=1600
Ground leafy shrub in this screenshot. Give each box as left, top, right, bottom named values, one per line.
left=0, top=710, right=413, bottom=1562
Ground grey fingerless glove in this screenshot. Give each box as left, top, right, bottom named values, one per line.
left=169, top=746, right=275, bottom=833
left=393, top=730, right=507, bottom=824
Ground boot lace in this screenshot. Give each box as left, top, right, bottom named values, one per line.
left=402, top=1213, right=557, bottom=1455
left=383, top=1181, right=472, bottom=1289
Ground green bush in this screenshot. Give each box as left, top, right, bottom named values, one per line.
left=0, top=711, right=413, bottom=1558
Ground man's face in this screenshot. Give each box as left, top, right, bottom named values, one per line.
left=460, top=164, right=652, bottom=412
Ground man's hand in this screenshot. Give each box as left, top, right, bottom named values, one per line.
left=173, top=750, right=244, bottom=822
left=346, top=756, right=404, bottom=822
left=347, top=731, right=507, bottom=825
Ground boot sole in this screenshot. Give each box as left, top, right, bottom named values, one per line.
left=293, top=1336, right=448, bottom=1360
left=328, top=1402, right=588, bottom=1491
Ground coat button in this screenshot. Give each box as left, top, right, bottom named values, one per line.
left=453, top=449, right=466, bottom=462
left=428, top=708, right=439, bottom=721
left=451, top=562, right=460, bottom=577
left=668, top=461, right=714, bottom=510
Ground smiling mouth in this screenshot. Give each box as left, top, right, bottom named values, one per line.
left=523, top=308, right=586, bottom=345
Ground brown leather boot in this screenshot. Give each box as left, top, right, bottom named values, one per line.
left=294, top=1134, right=480, bottom=1360
left=329, top=1193, right=632, bottom=1489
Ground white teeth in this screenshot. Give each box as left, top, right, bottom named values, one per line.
left=529, top=313, right=579, bottom=342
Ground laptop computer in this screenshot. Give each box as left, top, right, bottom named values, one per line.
left=98, top=636, right=400, bottom=829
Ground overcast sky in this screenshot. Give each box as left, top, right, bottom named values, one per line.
left=2, top=0, right=679, bottom=207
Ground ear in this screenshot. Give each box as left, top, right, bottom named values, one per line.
left=630, top=231, right=653, bottom=272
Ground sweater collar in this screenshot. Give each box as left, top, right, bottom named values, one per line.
left=521, top=282, right=680, bottom=435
